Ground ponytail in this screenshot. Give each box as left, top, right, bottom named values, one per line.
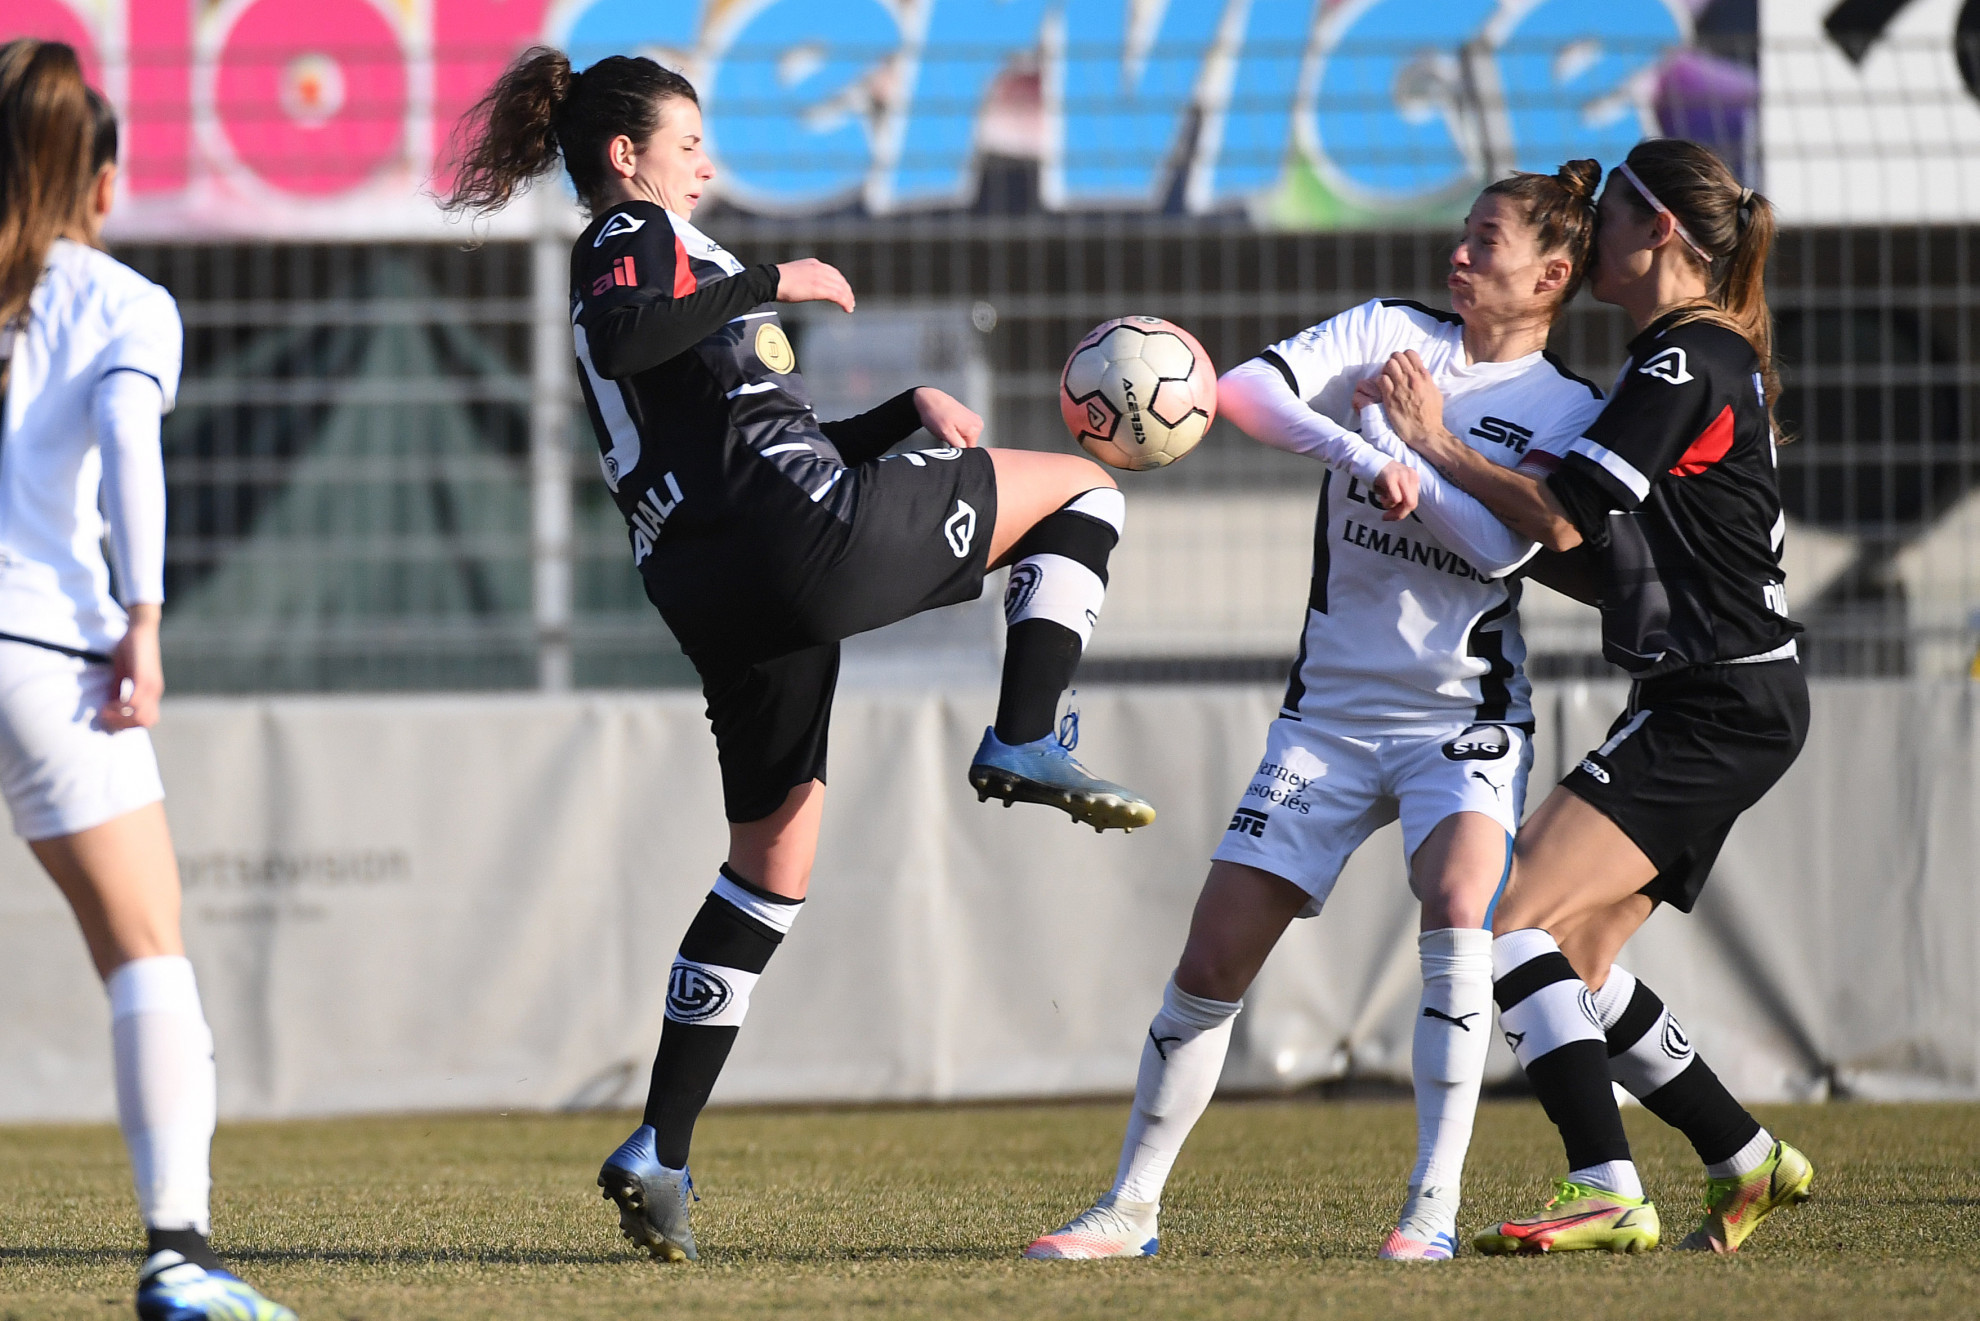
left=444, top=47, right=699, bottom=218
left=0, top=39, right=97, bottom=329
left=1611, top=139, right=1783, bottom=428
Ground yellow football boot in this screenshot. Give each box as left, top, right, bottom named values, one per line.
left=1474, top=1179, right=1661, bottom=1255
left=1676, top=1141, right=1814, bottom=1254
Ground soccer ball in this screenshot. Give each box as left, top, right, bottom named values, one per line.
left=1060, top=317, right=1217, bottom=470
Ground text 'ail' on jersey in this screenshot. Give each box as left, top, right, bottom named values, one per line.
left=569, top=200, right=853, bottom=575
left=1267, top=299, right=1606, bottom=727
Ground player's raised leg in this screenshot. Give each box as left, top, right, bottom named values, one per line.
left=1383, top=809, right=1510, bottom=1261
left=969, top=449, right=1153, bottom=832
left=1024, top=862, right=1307, bottom=1259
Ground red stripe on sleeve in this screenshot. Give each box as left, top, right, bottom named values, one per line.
left=1669, top=404, right=1735, bottom=476
left=672, top=236, right=697, bottom=297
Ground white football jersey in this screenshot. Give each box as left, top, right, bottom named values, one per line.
left=0, top=240, right=181, bottom=655
left=1265, top=298, right=1606, bottom=728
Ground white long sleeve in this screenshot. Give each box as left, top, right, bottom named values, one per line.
left=1218, top=357, right=1394, bottom=485
left=1357, top=404, right=1540, bottom=579
left=94, top=368, right=168, bottom=605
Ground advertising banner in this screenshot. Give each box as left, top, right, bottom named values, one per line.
left=0, top=1, right=1968, bottom=238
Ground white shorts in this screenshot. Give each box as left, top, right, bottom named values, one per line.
left=1212, top=716, right=1533, bottom=917
left=0, top=640, right=165, bottom=841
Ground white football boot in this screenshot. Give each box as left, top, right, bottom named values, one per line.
left=1022, top=1193, right=1159, bottom=1259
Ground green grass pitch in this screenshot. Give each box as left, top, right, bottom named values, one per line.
left=2, top=1099, right=1976, bottom=1319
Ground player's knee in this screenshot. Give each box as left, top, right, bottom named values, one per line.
left=1172, top=949, right=1251, bottom=1004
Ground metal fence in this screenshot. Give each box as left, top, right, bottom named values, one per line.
left=119, top=214, right=1979, bottom=691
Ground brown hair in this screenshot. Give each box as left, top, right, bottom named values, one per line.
left=0, top=40, right=98, bottom=330
left=1480, top=157, right=1601, bottom=309
left=444, top=47, right=699, bottom=217
left=1608, top=138, right=1781, bottom=416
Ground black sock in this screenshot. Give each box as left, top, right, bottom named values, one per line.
left=994, top=620, right=1081, bottom=744
left=1603, top=975, right=1761, bottom=1166
left=992, top=494, right=1120, bottom=745
left=1494, top=941, right=1633, bottom=1171
left=642, top=867, right=799, bottom=1168
left=146, top=1226, right=223, bottom=1272
left=1525, top=1040, right=1634, bottom=1169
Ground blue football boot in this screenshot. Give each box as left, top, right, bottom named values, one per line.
left=968, top=711, right=1155, bottom=832
left=135, top=1252, right=296, bottom=1321
left=597, top=1124, right=698, bottom=1262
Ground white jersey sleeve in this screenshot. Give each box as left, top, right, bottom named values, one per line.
left=1219, top=299, right=1437, bottom=485
left=101, top=283, right=183, bottom=412
left=95, top=372, right=168, bottom=606
left=1218, top=357, right=1392, bottom=485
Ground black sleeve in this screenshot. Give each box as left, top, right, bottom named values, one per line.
left=1547, top=329, right=1717, bottom=544
left=820, top=389, right=924, bottom=465
left=1516, top=544, right=1604, bottom=605
left=573, top=204, right=781, bottom=379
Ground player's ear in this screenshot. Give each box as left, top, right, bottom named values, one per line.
left=1536, top=253, right=1571, bottom=296
left=607, top=133, right=640, bottom=180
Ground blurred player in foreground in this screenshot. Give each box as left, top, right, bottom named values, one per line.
left=1026, top=164, right=1609, bottom=1262
left=0, top=41, right=294, bottom=1321
left=1375, top=139, right=1812, bottom=1257
left=445, top=47, right=1154, bottom=1262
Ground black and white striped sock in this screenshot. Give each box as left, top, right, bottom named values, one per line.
left=641, top=866, right=803, bottom=1169
left=1493, top=928, right=1640, bottom=1197
left=1591, top=965, right=1768, bottom=1176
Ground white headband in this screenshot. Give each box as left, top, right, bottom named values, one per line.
left=1617, top=161, right=1712, bottom=265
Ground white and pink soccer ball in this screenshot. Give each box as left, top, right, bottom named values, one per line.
left=1059, top=316, right=1217, bottom=470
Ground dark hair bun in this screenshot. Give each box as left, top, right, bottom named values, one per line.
left=1556, top=158, right=1601, bottom=204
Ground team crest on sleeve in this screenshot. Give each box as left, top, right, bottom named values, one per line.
left=755, top=323, right=796, bottom=373
left=593, top=211, right=646, bottom=246
left=1636, top=346, right=1694, bottom=385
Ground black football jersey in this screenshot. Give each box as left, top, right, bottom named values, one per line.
left=570, top=201, right=866, bottom=572
left=1547, top=311, right=1803, bottom=675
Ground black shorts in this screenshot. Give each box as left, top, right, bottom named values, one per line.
left=1560, top=658, right=1809, bottom=912
left=675, top=445, right=998, bottom=822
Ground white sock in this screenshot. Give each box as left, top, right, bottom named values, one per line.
left=1409, top=928, right=1494, bottom=1194
left=1568, top=1160, right=1644, bottom=1199
left=108, top=957, right=216, bottom=1234
left=1707, top=1127, right=1776, bottom=1179
left=1111, top=977, right=1240, bottom=1204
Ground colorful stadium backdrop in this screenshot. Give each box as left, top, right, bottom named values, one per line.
left=0, top=0, right=1976, bottom=236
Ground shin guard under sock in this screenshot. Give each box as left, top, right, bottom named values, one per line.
left=1493, top=929, right=1637, bottom=1191
left=108, top=957, right=217, bottom=1238
left=995, top=488, right=1123, bottom=744
left=1112, top=977, right=1241, bottom=1204
left=1592, top=965, right=1766, bottom=1172
left=643, top=866, right=803, bottom=1168
left=1409, top=927, right=1495, bottom=1192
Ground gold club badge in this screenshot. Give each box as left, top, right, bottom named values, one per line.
left=755, top=323, right=795, bottom=374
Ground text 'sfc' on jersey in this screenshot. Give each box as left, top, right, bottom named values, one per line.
left=1268, top=299, right=1605, bottom=727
